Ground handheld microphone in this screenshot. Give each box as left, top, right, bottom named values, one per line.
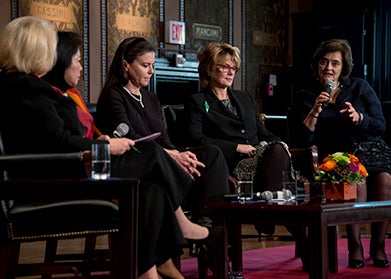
left=112, top=123, right=141, bottom=154
left=322, top=80, right=334, bottom=108
left=113, top=123, right=129, bottom=138
left=256, top=190, right=293, bottom=201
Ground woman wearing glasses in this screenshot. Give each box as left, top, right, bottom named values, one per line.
left=185, top=42, right=309, bottom=268
left=184, top=43, right=304, bottom=261
left=186, top=42, right=290, bottom=195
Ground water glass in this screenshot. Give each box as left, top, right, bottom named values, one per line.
left=236, top=172, right=254, bottom=203
left=91, top=142, right=111, bottom=180
left=281, top=170, right=300, bottom=201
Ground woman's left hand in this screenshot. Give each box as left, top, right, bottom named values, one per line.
left=165, top=149, right=205, bottom=180
left=340, top=102, right=361, bottom=125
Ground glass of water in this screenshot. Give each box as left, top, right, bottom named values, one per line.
left=281, top=170, right=300, bottom=201
left=91, top=142, right=111, bottom=180
left=236, top=172, right=254, bottom=203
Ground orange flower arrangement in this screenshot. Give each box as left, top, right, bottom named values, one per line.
left=315, top=152, right=368, bottom=184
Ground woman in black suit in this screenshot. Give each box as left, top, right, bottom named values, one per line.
left=185, top=42, right=290, bottom=194
left=183, top=43, right=309, bottom=269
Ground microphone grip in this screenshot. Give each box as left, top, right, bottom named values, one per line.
left=113, top=131, right=121, bottom=138
left=322, top=83, right=333, bottom=108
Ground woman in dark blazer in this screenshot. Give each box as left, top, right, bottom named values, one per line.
left=185, top=42, right=290, bottom=194
left=289, top=39, right=391, bottom=269
left=184, top=44, right=310, bottom=269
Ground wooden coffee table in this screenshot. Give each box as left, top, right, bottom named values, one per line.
left=206, top=199, right=391, bottom=279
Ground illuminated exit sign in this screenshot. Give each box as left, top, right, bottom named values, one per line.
left=165, top=20, right=185, bottom=45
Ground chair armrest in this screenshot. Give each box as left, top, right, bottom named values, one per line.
left=0, top=151, right=92, bottom=179
left=290, top=145, right=319, bottom=182
left=0, top=152, right=85, bottom=165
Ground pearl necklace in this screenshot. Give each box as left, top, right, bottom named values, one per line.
left=123, top=87, right=144, bottom=108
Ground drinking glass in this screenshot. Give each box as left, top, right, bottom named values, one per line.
left=91, top=142, right=111, bottom=180
left=281, top=170, right=300, bottom=201
left=236, top=172, right=254, bottom=203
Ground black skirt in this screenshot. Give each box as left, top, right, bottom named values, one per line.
left=353, top=139, right=391, bottom=175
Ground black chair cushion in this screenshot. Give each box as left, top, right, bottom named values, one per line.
left=5, top=199, right=118, bottom=241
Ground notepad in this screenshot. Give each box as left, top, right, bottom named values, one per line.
left=134, top=132, right=161, bottom=142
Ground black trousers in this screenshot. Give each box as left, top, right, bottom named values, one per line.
left=185, top=144, right=230, bottom=220
left=112, top=141, right=191, bottom=274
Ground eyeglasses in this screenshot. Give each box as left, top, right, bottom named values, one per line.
left=217, top=64, right=240, bottom=74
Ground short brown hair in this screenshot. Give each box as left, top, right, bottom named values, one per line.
left=311, top=39, right=354, bottom=80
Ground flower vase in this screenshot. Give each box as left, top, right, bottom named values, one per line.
left=325, top=182, right=357, bottom=201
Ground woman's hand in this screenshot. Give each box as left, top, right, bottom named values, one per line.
left=165, top=149, right=205, bottom=180
left=97, top=135, right=135, bottom=155
left=340, top=101, right=361, bottom=125
left=236, top=144, right=257, bottom=157
left=312, top=90, right=330, bottom=115
left=304, top=90, right=330, bottom=131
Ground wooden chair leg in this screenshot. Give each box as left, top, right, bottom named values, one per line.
left=197, top=255, right=208, bottom=279
left=0, top=242, right=20, bottom=279
left=84, top=235, right=98, bottom=260
left=42, top=239, right=58, bottom=279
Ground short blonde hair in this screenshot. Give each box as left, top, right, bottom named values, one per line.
left=0, top=16, right=57, bottom=75
left=197, top=42, right=241, bottom=87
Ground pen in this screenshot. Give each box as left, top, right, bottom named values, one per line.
left=132, top=145, right=141, bottom=154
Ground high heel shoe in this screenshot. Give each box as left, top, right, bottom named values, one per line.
left=348, top=259, right=365, bottom=268
left=370, top=241, right=390, bottom=268
left=372, top=258, right=390, bottom=268
left=157, top=259, right=184, bottom=279
left=186, top=217, right=223, bottom=245
left=348, top=243, right=364, bottom=268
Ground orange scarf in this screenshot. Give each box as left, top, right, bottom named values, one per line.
left=51, top=85, right=102, bottom=138
left=66, top=88, right=102, bottom=138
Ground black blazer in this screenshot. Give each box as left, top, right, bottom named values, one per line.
left=185, top=87, right=280, bottom=167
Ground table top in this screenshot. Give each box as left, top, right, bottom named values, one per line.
left=206, top=199, right=391, bottom=222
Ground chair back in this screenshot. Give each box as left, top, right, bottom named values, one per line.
left=161, top=104, right=189, bottom=148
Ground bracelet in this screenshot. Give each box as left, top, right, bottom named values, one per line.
left=357, top=112, right=363, bottom=125
left=311, top=113, right=319, bottom=118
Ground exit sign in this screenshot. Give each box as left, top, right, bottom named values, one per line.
left=166, top=20, right=185, bottom=45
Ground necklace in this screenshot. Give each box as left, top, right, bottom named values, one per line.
left=123, top=87, right=144, bottom=108
left=331, top=81, right=340, bottom=91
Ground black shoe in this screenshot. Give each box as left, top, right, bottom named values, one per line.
left=370, top=240, right=390, bottom=268
left=348, top=243, right=364, bottom=268
left=348, top=259, right=365, bottom=268
left=186, top=217, right=223, bottom=245
left=373, top=259, right=390, bottom=268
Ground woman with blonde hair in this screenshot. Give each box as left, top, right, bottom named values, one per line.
left=186, top=42, right=291, bottom=199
